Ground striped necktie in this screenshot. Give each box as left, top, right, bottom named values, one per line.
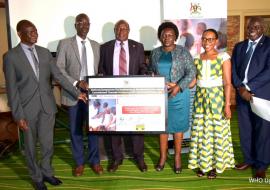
left=119, top=42, right=127, bottom=75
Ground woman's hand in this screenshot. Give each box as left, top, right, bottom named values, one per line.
left=167, top=82, right=180, bottom=98
left=224, top=104, right=231, bottom=119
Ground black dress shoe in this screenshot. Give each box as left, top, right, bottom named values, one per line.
left=138, top=161, right=147, bottom=172
left=235, top=163, right=251, bottom=170
left=254, top=170, right=266, bottom=179
left=43, top=176, right=62, bottom=186
left=33, top=181, right=47, bottom=190
left=108, top=160, right=123, bottom=172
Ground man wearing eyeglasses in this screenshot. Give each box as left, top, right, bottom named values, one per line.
left=232, top=16, right=270, bottom=179
left=56, top=13, right=103, bottom=176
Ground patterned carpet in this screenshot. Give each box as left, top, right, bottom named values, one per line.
left=0, top=109, right=269, bottom=190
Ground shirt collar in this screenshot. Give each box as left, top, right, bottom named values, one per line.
left=249, top=34, right=263, bottom=44
left=20, top=42, right=35, bottom=50
left=76, top=35, right=88, bottom=43
left=116, top=40, right=128, bottom=47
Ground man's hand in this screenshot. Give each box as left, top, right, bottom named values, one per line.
left=78, top=93, right=88, bottom=103
left=76, top=80, right=89, bottom=91
left=238, top=86, right=253, bottom=102
left=17, top=119, right=28, bottom=131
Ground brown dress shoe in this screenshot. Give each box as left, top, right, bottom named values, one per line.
left=91, top=164, right=104, bottom=175
left=254, top=170, right=266, bottom=178
left=73, top=165, right=84, bottom=176
left=235, top=163, right=251, bottom=170
left=108, top=160, right=123, bottom=172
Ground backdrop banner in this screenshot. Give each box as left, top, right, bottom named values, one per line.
left=164, top=0, right=227, bottom=143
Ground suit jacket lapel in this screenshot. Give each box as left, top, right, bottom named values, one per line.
left=71, top=36, right=81, bottom=66
left=248, top=36, right=266, bottom=81
left=89, top=38, right=98, bottom=74
left=108, top=40, right=115, bottom=74
left=128, top=40, right=135, bottom=74
left=16, top=45, right=38, bottom=82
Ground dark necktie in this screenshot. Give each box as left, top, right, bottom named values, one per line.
left=28, top=47, right=39, bottom=79
left=81, top=40, right=87, bottom=77
left=119, top=42, right=127, bottom=75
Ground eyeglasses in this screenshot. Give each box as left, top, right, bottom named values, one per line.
left=201, top=37, right=216, bottom=43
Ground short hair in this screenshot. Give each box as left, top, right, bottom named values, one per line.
left=75, top=13, right=89, bottom=22
left=157, top=21, right=179, bottom=40
left=247, top=16, right=265, bottom=28
left=103, top=102, right=108, bottom=107
left=114, top=19, right=130, bottom=31
left=202, top=28, right=219, bottom=39
left=93, top=100, right=101, bottom=107
left=16, top=20, right=33, bottom=32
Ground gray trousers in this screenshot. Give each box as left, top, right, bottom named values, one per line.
left=24, top=111, right=55, bottom=182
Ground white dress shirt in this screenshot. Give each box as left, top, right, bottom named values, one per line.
left=76, top=35, right=95, bottom=78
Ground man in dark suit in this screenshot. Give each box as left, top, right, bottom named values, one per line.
left=56, top=13, right=103, bottom=176
left=232, top=16, right=270, bottom=178
left=3, top=20, right=86, bottom=190
left=99, top=19, right=148, bottom=172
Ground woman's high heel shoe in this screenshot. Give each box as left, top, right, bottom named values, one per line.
left=155, top=164, right=165, bottom=171
left=174, top=166, right=182, bottom=174
left=196, top=169, right=205, bottom=177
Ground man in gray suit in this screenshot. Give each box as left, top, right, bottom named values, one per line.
left=3, top=20, right=86, bottom=190
left=56, top=13, right=103, bottom=176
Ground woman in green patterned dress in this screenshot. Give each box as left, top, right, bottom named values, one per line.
left=188, top=29, right=235, bottom=179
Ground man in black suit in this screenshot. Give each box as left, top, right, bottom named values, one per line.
left=99, top=19, right=147, bottom=172
left=3, top=20, right=86, bottom=190
left=232, top=16, right=270, bottom=178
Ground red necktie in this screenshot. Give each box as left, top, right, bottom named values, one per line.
left=119, top=42, right=127, bottom=75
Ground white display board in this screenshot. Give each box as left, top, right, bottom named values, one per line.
left=87, top=76, right=167, bottom=133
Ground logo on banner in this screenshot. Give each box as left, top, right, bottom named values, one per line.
left=190, top=2, right=202, bottom=17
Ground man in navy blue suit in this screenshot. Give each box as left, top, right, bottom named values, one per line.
left=98, top=20, right=148, bottom=173
left=232, top=17, right=270, bottom=178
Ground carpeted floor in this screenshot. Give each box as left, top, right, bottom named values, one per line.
left=0, top=109, right=269, bottom=190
